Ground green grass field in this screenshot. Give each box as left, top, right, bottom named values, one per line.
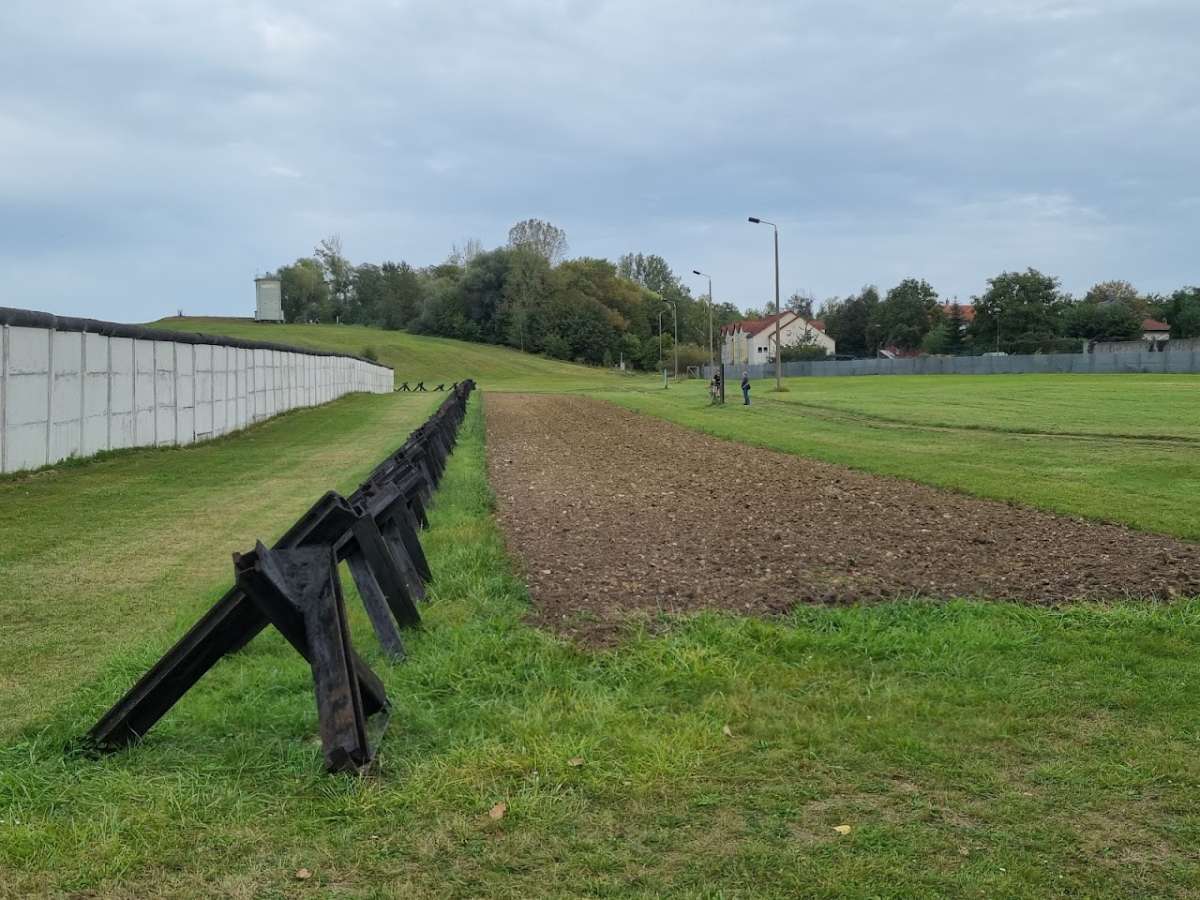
left=3, top=395, right=1200, bottom=897
left=5, top=326, right=1200, bottom=896
left=741, top=373, right=1200, bottom=440
left=153, top=317, right=645, bottom=393
left=0, top=392, right=441, bottom=736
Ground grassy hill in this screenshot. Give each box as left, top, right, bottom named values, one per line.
left=152, top=317, right=648, bottom=392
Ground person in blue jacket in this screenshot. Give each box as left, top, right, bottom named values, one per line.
left=741, top=371, right=751, bottom=405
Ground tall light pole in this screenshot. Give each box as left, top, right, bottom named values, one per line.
left=670, top=300, right=678, bottom=379
left=748, top=217, right=782, bottom=391
left=657, top=307, right=676, bottom=384
left=693, top=269, right=714, bottom=376
left=657, top=308, right=665, bottom=373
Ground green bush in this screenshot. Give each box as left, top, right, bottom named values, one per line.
left=542, top=333, right=571, bottom=360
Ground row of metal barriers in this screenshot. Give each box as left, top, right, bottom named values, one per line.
left=85, top=379, right=477, bottom=773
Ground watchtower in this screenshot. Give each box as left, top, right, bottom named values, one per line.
left=254, top=276, right=284, bottom=323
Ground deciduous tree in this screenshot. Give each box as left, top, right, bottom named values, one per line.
left=872, top=278, right=939, bottom=352
left=822, top=286, right=881, bottom=356
left=507, top=219, right=568, bottom=264
left=1165, top=287, right=1200, bottom=339
left=315, top=234, right=353, bottom=320
left=276, top=258, right=329, bottom=323
left=969, top=269, right=1065, bottom=350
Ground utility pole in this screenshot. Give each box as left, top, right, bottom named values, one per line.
left=658, top=308, right=665, bottom=373
left=748, top=217, right=782, bottom=390
left=693, top=269, right=714, bottom=376
left=671, top=301, right=679, bottom=379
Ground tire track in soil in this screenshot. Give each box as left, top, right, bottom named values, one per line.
left=485, top=394, right=1200, bottom=644
left=760, top=397, right=1200, bottom=446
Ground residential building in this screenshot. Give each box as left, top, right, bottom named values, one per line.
left=720, top=312, right=835, bottom=365
left=1143, top=318, right=1170, bottom=347
left=938, top=303, right=976, bottom=324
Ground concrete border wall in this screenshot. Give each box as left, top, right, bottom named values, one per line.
left=0, top=308, right=394, bottom=474
left=705, top=348, right=1200, bottom=381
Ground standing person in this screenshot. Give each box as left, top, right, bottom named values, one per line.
left=741, top=371, right=751, bottom=405
left=710, top=370, right=722, bottom=404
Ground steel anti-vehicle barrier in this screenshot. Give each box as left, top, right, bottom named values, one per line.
left=84, top=380, right=476, bottom=774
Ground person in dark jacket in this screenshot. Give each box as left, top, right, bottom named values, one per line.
left=741, top=371, right=751, bottom=405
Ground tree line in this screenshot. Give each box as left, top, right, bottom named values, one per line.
left=273, top=222, right=1200, bottom=366
left=821, top=272, right=1200, bottom=357
left=274, top=221, right=745, bottom=370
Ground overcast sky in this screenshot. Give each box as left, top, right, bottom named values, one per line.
left=1, top=0, right=1197, bottom=321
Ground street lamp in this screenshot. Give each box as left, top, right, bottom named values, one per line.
left=670, top=300, right=678, bottom=379
left=692, top=269, right=714, bottom=376
left=748, top=216, right=782, bottom=391
left=657, top=300, right=678, bottom=381
left=658, top=308, right=665, bottom=372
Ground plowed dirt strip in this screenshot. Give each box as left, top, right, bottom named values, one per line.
left=485, top=394, right=1200, bottom=643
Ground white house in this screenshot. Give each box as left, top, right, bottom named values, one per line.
left=720, top=312, right=835, bottom=366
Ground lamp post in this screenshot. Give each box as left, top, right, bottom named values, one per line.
left=658, top=308, right=665, bottom=373
left=657, top=301, right=678, bottom=381
left=693, top=269, right=714, bottom=376
left=670, top=300, right=678, bottom=379
left=748, top=217, right=782, bottom=391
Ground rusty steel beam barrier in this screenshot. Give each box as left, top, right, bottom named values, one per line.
left=84, top=379, right=475, bottom=772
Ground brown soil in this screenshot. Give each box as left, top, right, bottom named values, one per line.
left=484, top=394, right=1200, bottom=643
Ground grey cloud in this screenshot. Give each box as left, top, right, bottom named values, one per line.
left=0, top=0, right=1196, bottom=320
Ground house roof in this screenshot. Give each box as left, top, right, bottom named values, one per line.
left=1143, top=318, right=1170, bottom=332
left=940, top=303, right=976, bottom=323
left=721, top=312, right=827, bottom=337
left=720, top=312, right=790, bottom=337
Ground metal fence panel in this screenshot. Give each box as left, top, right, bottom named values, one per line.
left=706, top=348, right=1200, bottom=381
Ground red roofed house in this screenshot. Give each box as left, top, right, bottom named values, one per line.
left=1143, top=318, right=1170, bottom=344
left=939, top=303, right=976, bottom=323
left=720, top=312, right=835, bottom=366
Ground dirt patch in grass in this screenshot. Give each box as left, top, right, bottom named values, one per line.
left=484, top=394, right=1200, bottom=643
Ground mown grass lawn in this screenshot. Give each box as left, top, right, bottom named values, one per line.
left=604, top=374, right=1200, bottom=541
left=744, top=372, right=1200, bottom=440
left=0, top=391, right=439, bottom=736
left=3, top=394, right=1200, bottom=897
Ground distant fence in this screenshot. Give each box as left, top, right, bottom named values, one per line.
left=0, top=308, right=395, bottom=474
left=705, top=348, right=1200, bottom=381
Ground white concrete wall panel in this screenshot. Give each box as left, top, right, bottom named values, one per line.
left=209, top=345, right=224, bottom=438
left=238, top=347, right=246, bottom=429
left=6, top=327, right=52, bottom=471
left=0, top=327, right=6, bottom=471
left=194, top=344, right=213, bottom=440
left=109, top=337, right=135, bottom=450
left=50, top=331, right=83, bottom=464
left=176, top=343, right=195, bottom=445
left=0, top=323, right=392, bottom=473
left=134, top=339, right=156, bottom=446
left=82, top=332, right=110, bottom=456
left=154, top=341, right=176, bottom=447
